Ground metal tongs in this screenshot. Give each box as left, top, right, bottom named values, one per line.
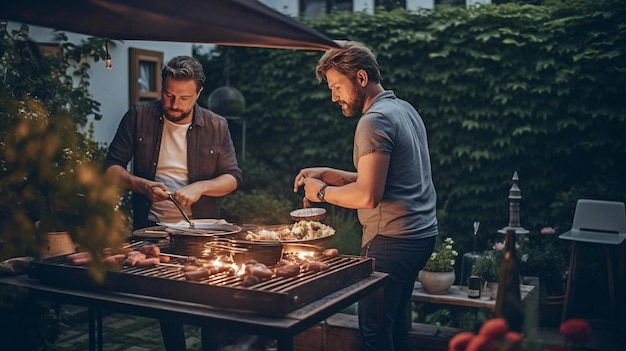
left=168, top=192, right=194, bottom=228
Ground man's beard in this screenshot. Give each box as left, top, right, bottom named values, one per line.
left=164, top=108, right=192, bottom=123
left=339, top=83, right=366, bottom=117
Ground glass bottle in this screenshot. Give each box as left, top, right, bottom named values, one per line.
left=494, top=230, right=524, bottom=332
left=467, top=273, right=482, bottom=299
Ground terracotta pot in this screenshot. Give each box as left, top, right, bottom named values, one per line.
left=419, top=270, right=456, bottom=294
left=485, top=281, right=499, bottom=300
left=41, top=231, right=75, bottom=259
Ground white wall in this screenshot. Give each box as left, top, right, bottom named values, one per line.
left=353, top=0, right=375, bottom=14
left=7, top=22, right=192, bottom=146
left=87, top=40, right=192, bottom=146
left=264, top=0, right=299, bottom=16
left=407, top=0, right=435, bottom=10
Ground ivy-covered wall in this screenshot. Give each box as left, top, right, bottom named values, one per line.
left=198, top=0, right=626, bottom=252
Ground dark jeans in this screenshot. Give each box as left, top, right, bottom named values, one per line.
left=359, top=234, right=436, bottom=351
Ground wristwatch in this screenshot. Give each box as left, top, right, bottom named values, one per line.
left=317, top=184, right=328, bottom=202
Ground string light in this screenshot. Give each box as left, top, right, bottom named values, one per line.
left=105, top=39, right=112, bottom=70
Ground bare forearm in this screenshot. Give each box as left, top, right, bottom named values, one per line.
left=188, top=174, right=238, bottom=198
left=323, top=182, right=378, bottom=209
left=106, top=165, right=148, bottom=194
left=320, top=168, right=357, bottom=186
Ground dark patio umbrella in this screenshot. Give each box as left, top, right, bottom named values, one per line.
left=3, top=0, right=339, bottom=50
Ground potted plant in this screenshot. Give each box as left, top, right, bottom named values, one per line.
left=472, top=249, right=502, bottom=299
left=419, top=237, right=458, bottom=294
left=0, top=26, right=129, bottom=349
left=0, top=26, right=128, bottom=266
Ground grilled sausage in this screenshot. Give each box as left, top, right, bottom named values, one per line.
left=305, top=261, right=329, bottom=272
left=184, top=267, right=210, bottom=281
left=158, top=255, right=171, bottom=263
left=274, top=264, right=301, bottom=278
left=245, top=262, right=273, bottom=280
left=70, top=256, right=93, bottom=266
left=124, top=253, right=147, bottom=266
left=67, top=252, right=93, bottom=265
left=135, top=257, right=160, bottom=268
left=241, top=274, right=260, bottom=286
left=139, top=244, right=160, bottom=257
left=103, top=254, right=126, bottom=267
left=181, top=265, right=202, bottom=272
left=66, top=251, right=91, bottom=261
left=322, top=248, right=339, bottom=258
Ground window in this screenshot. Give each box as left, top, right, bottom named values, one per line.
left=300, top=0, right=353, bottom=18
left=38, top=43, right=63, bottom=59
left=129, top=48, right=163, bottom=105
left=435, top=0, right=465, bottom=5
left=376, top=0, right=407, bottom=11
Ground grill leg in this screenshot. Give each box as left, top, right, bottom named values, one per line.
left=97, top=309, right=103, bottom=351
left=88, top=307, right=103, bottom=351
left=88, top=307, right=95, bottom=351
left=276, top=335, right=293, bottom=351
left=562, top=242, right=578, bottom=322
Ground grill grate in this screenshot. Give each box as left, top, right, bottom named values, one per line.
left=30, top=253, right=374, bottom=315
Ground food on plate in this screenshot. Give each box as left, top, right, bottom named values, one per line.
left=274, top=264, right=301, bottom=278
left=322, top=248, right=339, bottom=258
left=305, top=261, right=329, bottom=272
left=245, top=220, right=335, bottom=241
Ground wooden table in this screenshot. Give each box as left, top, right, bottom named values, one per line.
left=411, top=282, right=536, bottom=310
left=0, top=272, right=387, bottom=351
left=411, top=281, right=538, bottom=338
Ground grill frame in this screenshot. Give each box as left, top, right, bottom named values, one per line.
left=29, top=254, right=374, bottom=316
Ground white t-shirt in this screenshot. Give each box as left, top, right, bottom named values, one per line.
left=148, top=118, right=193, bottom=223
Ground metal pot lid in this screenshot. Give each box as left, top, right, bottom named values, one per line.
left=290, top=207, right=326, bottom=221
left=133, top=225, right=169, bottom=239
left=159, top=222, right=241, bottom=237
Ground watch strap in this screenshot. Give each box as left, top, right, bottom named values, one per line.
left=317, top=184, right=328, bottom=202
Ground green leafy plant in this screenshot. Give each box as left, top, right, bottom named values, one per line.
left=0, top=22, right=127, bottom=270
left=423, top=237, right=458, bottom=272
left=196, top=0, right=626, bottom=264
left=519, top=227, right=567, bottom=296
left=472, top=249, right=502, bottom=283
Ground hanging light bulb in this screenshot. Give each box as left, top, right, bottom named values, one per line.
left=105, top=39, right=112, bottom=70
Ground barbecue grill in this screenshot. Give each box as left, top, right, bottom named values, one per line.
left=29, top=252, right=374, bottom=316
